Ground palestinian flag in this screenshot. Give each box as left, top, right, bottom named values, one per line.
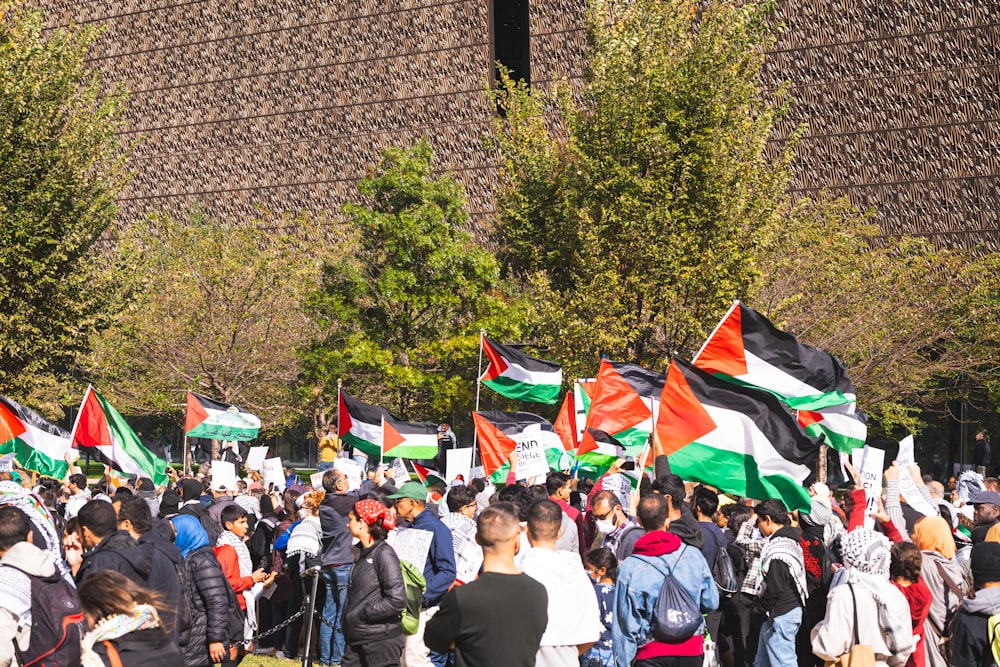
left=694, top=302, right=866, bottom=452
left=576, top=428, right=627, bottom=472
left=657, top=357, right=821, bottom=512
left=381, top=416, right=439, bottom=460
left=581, top=360, right=664, bottom=456
left=185, top=392, right=260, bottom=441
left=554, top=391, right=578, bottom=452
left=0, top=396, right=72, bottom=479
left=338, top=390, right=394, bottom=459
left=72, top=387, right=169, bottom=486
left=473, top=411, right=570, bottom=482
left=480, top=337, right=562, bottom=404
left=412, top=462, right=447, bottom=487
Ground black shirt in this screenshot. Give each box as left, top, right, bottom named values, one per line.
left=425, top=572, right=547, bottom=667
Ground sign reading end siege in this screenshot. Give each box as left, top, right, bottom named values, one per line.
left=515, top=437, right=549, bottom=479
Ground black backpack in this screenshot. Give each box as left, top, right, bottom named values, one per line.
left=709, top=530, right=738, bottom=596
left=4, top=566, right=83, bottom=667
left=635, top=548, right=703, bottom=642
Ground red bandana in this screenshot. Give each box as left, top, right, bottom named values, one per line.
left=355, top=499, right=396, bottom=531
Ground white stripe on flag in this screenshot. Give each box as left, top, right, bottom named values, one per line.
left=698, top=404, right=812, bottom=482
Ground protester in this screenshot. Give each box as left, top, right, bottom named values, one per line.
left=888, top=542, right=931, bottom=667
left=64, top=473, right=91, bottom=520
left=521, top=499, right=603, bottom=667
left=425, top=503, right=547, bottom=667
left=581, top=547, right=616, bottom=667
left=286, top=490, right=325, bottom=574
left=317, top=431, right=340, bottom=472
left=341, top=499, right=406, bottom=667
left=913, top=514, right=968, bottom=667
left=389, top=481, right=456, bottom=667
left=970, top=490, right=1000, bottom=543
left=950, top=541, right=1000, bottom=667
left=590, top=490, right=640, bottom=561
left=546, top=472, right=586, bottom=556
left=440, top=485, right=484, bottom=585
left=810, top=528, right=914, bottom=667
left=613, top=493, right=718, bottom=667
left=655, top=474, right=705, bottom=550
left=78, top=570, right=184, bottom=667
left=0, top=504, right=79, bottom=666
left=72, top=500, right=151, bottom=585
left=751, top=499, right=806, bottom=667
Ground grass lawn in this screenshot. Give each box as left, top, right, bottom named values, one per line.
left=241, top=655, right=301, bottom=667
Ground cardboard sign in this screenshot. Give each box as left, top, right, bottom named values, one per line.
left=261, top=457, right=285, bottom=491
left=389, top=457, right=410, bottom=482
left=245, top=447, right=268, bottom=471
left=389, top=527, right=434, bottom=572
left=211, top=460, right=238, bottom=492
left=851, top=446, right=885, bottom=529
left=334, top=458, right=363, bottom=491
left=896, top=435, right=936, bottom=517
left=446, top=448, right=474, bottom=483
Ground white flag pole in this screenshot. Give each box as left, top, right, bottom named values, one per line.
left=692, top=300, right=740, bottom=363
left=473, top=329, right=485, bottom=466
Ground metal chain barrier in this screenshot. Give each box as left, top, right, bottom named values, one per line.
left=248, top=606, right=306, bottom=642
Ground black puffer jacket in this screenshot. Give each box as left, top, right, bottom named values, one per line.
left=76, top=530, right=153, bottom=586
left=92, top=627, right=184, bottom=667
left=179, top=545, right=234, bottom=667
left=342, top=540, right=406, bottom=645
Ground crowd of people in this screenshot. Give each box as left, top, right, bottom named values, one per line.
left=0, top=446, right=998, bottom=667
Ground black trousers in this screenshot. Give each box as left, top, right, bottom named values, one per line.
left=342, top=634, right=405, bottom=667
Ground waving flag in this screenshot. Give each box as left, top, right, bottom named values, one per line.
left=694, top=302, right=866, bottom=452
left=480, top=337, right=562, bottom=404
left=381, top=416, right=439, bottom=460
left=473, top=411, right=569, bottom=483
left=338, top=390, right=394, bottom=459
left=411, top=462, right=447, bottom=487
left=657, top=357, right=821, bottom=512
left=0, top=396, right=72, bottom=479
left=185, top=392, right=260, bottom=441
left=72, top=387, right=169, bottom=486
left=580, top=360, right=664, bottom=456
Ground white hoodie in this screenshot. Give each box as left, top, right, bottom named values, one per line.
left=0, top=541, right=59, bottom=667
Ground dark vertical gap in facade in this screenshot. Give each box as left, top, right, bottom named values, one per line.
left=491, top=0, right=531, bottom=89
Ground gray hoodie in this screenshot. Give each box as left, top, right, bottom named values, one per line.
left=0, top=541, right=59, bottom=666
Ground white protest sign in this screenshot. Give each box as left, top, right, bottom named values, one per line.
left=262, top=457, right=285, bottom=491
left=389, top=457, right=410, bottom=483
left=896, top=435, right=936, bottom=517
left=446, top=448, right=474, bottom=483
left=0, top=454, right=16, bottom=473
left=851, top=446, right=885, bottom=529
left=211, top=460, right=238, bottom=492
left=513, top=423, right=562, bottom=479
left=245, top=447, right=268, bottom=471
left=334, top=458, right=363, bottom=491
left=389, top=527, right=434, bottom=572
left=310, top=472, right=325, bottom=489
left=470, top=465, right=485, bottom=481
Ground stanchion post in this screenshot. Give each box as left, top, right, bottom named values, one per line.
left=301, top=566, right=321, bottom=667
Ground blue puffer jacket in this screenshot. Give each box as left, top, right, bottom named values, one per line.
left=612, top=530, right=718, bottom=667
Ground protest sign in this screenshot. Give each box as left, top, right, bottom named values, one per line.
left=262, top=457, right=285, bottom=490
left=896, top=435, right=936, bottom=517
left=389, top=527, right=434, bottom=572
left=310, top=472, right=325, bottom=489
left=334, top=458, right=363, bottom=491
left=446, top=448, right=474, bottom=482
left=211, top=460, right=238, bottom=491
left=0, top=454, right=16, bottom=473
left=851, top=445, right=885, bottom=529
left=390, top=457, right=410, bottom=482
left=245, top=446, right=268, bottom=471
left=515, top=436, right=549, bottom=479
left=470, top=465, right=485, bottom=481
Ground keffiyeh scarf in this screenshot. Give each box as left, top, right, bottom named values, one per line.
left=759, top=534, right=809, bottom=605
left=0, top=482, right=70, bottom=580
left=81, top=605, right=161, bottom=667
left=285, top=515, right=323, bottom=563
left=841, top=528, right=892, bottom=578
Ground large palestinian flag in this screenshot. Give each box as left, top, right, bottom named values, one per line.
left=578, top=360, right=664, bottom=465
left=382, top=416, right=439, bottom=460
left=657, top=357, right=821, bottom=512
left=72, top=387, right=170, bottom=486
left=480, top=337, right=562, bottom=404
left=473, top=411, right=570, bottom=482
left=185, top=392, right=260, bottom=441
left=338, top=390, right=394, bottom=459
left=694, top=302, right=866, bottom=452
left=0, top=396, right=72, bottom=479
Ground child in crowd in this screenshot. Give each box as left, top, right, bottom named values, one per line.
left=582, top=547, right=617, bottom=667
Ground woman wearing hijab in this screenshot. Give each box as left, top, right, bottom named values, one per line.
left=342, top=499, right=406, bottom=667
left=811, top=528, right=914, bottom=667
left=913, top=514, right=968, bottom=667
left=171, top=514, right=237, bottom=667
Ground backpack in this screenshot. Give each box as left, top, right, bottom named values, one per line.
left=398, top=560, right=427, bottom=636
left=989, top=613, right=1000, bottom=666
left=710, top=531, right=738, bottom=597
left=635, top=548, right=703, bottom=642
left=4, top=566, right=84, bottom=667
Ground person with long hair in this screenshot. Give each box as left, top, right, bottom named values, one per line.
left=913, top=515, right=968, bottom=667
left=581, top=547, right=617, bottom=667
left=78, top=570, right=184, bottom=667
left=890, top=542, right=932, bottom=667
left=342, top=499, right=406, bottom=667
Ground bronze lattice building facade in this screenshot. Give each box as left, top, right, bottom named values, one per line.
left=38, top=0, right=1000, bottom=246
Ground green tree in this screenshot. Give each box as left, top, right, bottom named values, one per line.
left=302, top=141, right=532, bottom=429
left=0, top=1, right=130, bottom=415
left=490, top=0, right=795, bottom=381
left=86, top=211, right=328, bottom=433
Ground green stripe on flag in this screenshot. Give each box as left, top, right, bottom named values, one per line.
left=803, top=422, right=865, bottom=454
left=341, top=432, right=380, bottom=459
left=185, top=423, right=259, bottom=441
left=482, top=376, right=561, bottom=405
left=0, top=438, right=68, bottom=480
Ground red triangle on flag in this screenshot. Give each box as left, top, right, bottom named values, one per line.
left=184, top=392, right=210, bottom=434
left=695, top=303, right=749, bottom=378
left=586, top=360, right=653, bottom=436
left=473, top=412, right=519, bottom=477
left=382, top=419, right=405, bottom=456
left=480, top=338, right=510, bottom=382
left=797, top=410, right=823, bottom=428
left=656, top=359, right=718, bottom=456
left=73, top=387, right=113, bottom=449
left=0, top=402, right=27, bottom=443
left=554, top=391, right=577, bottom=451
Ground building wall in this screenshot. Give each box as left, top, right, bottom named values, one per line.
left=39, top=0, right=1000, bottom=247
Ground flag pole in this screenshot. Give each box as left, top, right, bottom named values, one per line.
left=692, top=300, right=740, bottom=363
left=336, top=378, right=343, bottom=458
left=69, top=386, right=92, bottom=481
left=473, top=329, right=485, bottom=467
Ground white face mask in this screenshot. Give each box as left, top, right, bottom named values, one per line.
left=298, top=509, right=310, bottom=519
left=594, top=518, right=615, bottom=534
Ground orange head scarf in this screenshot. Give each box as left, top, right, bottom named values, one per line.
left=913, top=515, right=957, bottom=559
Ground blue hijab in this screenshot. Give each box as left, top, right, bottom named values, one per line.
left=171, top=514, right=210, bottom=559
